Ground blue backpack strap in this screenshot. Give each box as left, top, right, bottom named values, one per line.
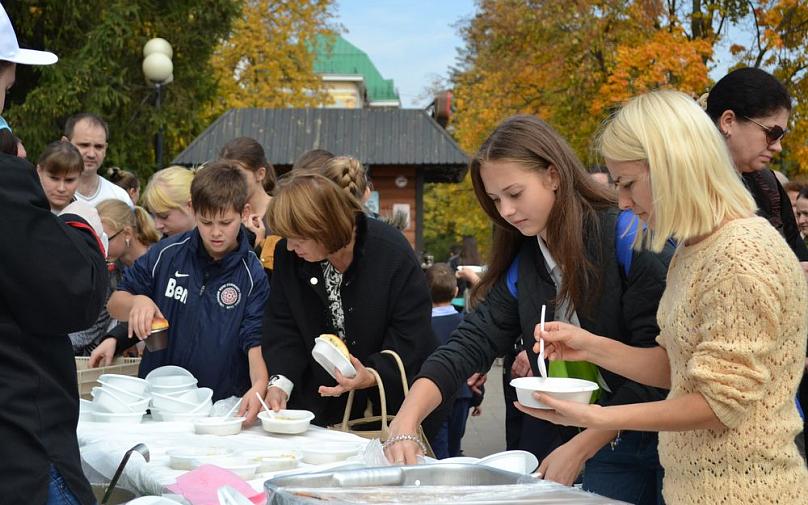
left=506, top=255, right=520, bottom=298
left=615, top=210, right=638, bottom=277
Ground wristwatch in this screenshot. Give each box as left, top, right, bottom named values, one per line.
left=267, top=374, right=293, bottom=398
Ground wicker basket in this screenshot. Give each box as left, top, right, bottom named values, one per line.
left=75, top=356, right=141, bottom=399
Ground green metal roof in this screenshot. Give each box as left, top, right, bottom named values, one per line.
left=314, top=35, right=399, bottom=104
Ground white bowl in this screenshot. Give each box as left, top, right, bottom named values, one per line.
left=194, top=416, right=245, bottom=436
left=510, top=377, right=599, bottom=409
left=477, top=450, right=538, bottom=474
left=145, top=365, right=194, bottom=380
left=258, top=409, right=315, bottom=435
left=95, top=380, right=149, bottom=403
left=151, top=388, right=212, bottom=414
left=242, top=449, right=300, bottom=472
left=190, top=456, right=258, bottom=480
left=311, top=337, right=356, bottom=379
left=91, top=387, right=150, bottom=414
left=151, top=408, right=205, bottom=422
left=147, top=374, right=198, bottom=394
left=98, top=374, right=150, bottom=396
left=300, top=442, right=363, bottom=464
left=92, top=411, right=145, bottom=424
left=167, top=447, right=233, bottom=470
left=79, top=398, right=94, bottom=422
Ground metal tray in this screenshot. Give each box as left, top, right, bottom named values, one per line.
left=266, top=463, right=535, bottom=489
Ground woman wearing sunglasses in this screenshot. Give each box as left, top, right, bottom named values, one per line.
left=705, top=67, right=808, bottom=261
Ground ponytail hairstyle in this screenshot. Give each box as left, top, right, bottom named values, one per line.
left=107, top=167, right=140, bottom=194
left=96, top=199, right=161, bottom=246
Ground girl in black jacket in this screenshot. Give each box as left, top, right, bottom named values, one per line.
left=261, top=173, right=442, bottom=435
left=385, top=115, right=672, bottom=505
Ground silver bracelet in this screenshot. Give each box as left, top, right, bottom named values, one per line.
left=383, top=434, right=427, bottom=454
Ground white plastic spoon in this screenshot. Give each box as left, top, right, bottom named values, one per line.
left=223, top=398, right=242, bottom=419
left=255, top=391, right=276, bottom=418
left=537, top=304, right=548, bottom=378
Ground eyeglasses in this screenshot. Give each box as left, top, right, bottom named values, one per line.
left=743, top=116, right=788, bottom=145
left=108, top=229, right=123, bottom=241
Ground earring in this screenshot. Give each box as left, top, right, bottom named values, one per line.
left=125, top=238, right=130, bottom=248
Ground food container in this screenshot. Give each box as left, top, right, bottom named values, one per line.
left=151, top=388, right=212, bottom=414
left=92, top=411, right=146, bottom=424
left=311, top=337, right=356, bottom=379
left=167, top=447, right=233, bottom=471
left=258, top=409, right=315, bottom=435
left=477, top=450, right=539, bottom=474
left=242, top=449, right=300, bottom=473
left=150, top=409, right=204, bottom=423
left=193, top=416, right=245, bottom=436
left=145, top=319, right=170, bottom=352
left=79, top=398, right=94, bottom=422
left=145, top=365, right=194, bottom=380
left=146, top=374, right=198, bottom=395
left=75, top=356, right=140, bottom=400
left=97, top=374, right=150, bottom=397
left=190, top=456, right=258, bottom=480
left=91, top=387, right=150, bottom=414
left=510, top=376, right=599, bottom=409
left=300, top=441, right=363, bottom=464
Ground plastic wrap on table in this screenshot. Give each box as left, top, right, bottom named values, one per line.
left=264, top=464, right=631, bottom=504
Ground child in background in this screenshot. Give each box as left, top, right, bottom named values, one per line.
left=141, top=165, right=195, bottom=237
left=104, top=160, right=270, bottom=422
left=35, top=140, right=83, bottom=213
left=425, top=263, right=484, bottom=459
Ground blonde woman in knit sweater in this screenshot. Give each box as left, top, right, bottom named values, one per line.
left=522, top=90, right=808, bottom=504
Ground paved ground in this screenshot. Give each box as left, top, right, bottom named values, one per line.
left=458, top=359, right=508, bottom=458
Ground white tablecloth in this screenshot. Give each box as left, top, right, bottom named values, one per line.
left=78, top=416, right=371, bottom=498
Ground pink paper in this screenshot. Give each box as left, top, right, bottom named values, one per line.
left=166, top=465, right=266, bottom=505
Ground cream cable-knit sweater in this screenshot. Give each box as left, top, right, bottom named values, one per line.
left=656, top=217, right=808, bottom=504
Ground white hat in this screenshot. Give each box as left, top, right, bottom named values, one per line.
left=0, top=5, right=57, bottom=65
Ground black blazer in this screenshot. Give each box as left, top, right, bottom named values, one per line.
left=262, top=214, right=440, bottom=428
left=0, top=154, right=107, bottom=505
left=419, top=208, right=672, bottom=408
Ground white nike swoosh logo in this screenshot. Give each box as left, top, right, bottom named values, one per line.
left=174, top=271, right=189, bottom=278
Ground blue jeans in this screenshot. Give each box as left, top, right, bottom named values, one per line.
left=582, top=431, right=664, bottom=505
left=46, top=465, right=87, bottom=505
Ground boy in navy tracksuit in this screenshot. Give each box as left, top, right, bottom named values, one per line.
left=426, top=263, right=484, bottom=458
left=101, top=160, right=269, bottom=421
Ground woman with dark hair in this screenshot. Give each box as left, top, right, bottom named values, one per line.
left=220, top=137, right=276, bottom=249
left=261, top=172, right=444, bottom=438
left=384, top=115, right=673, bottom=505
left=107, top=167, right=140, bottom=206
left=705, top=67, right=808, bottom=261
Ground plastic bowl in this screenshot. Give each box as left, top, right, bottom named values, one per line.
left=477, top=450, right=539, bottom=474
left=193, top=416, right=245, bottom=436
left=311, top=337, right=356, bottom=380
left=510, top=377, right=599, bottom=409
left=145, top=365, right=194, bottom=380
left=97, top=374, right=150, bottom=396
left=167, top=447, right=233, bottom=470
left=190, top=456, right=258, bottom=479
left=151, top=388, right=212, bottom=414
left=92, top=411, right=145, bottom=424
left=258, top=409, right=315, bottom=435
left=92, top=387, right=150, bottom=414
left=242, top=449, right=300, bottom=472
left=95, top=380, right=149, bottom=403
left=79, top=398, right=94, bottom=422
left=147, top=374, right=198, bottom=395
left=300, top=441, right=363, bottom=464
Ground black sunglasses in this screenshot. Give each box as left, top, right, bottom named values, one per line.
left=743, top=116, right=788, bottom=145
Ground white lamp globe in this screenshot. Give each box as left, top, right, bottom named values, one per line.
left=142, top=53, right=173, bottom=83
left=143, top=38, right=173, bottom=59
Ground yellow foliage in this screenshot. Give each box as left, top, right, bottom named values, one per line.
left=209, top=0, right=336, bottom=117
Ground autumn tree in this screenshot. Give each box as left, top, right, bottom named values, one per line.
left=5, top=1, right=239, bottom=178
left=210, top=0, right=337, bottom=116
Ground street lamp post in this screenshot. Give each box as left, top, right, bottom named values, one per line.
left=142, top=38, right=173, bottom=169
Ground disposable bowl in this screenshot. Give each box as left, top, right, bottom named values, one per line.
left=311, top=337, right=356, bottom=380
left=95, top=380, right=149, bottom=403
left=258, top=409, right=315, bottom=435
left=167, top=447, right=233, bottom=470
left=145, top=365, right=194, bottom=380
left=300, top=441, right=363, bottom=465
left=193, top=416, right=245, bottom=436
left=151, top=388, right=212, bottom=414
left=150, top=408, right=205, bottom=423
left=97, top=374, right=150, bottom=396
left=242, top=449, right=300, bottom=472
left=510, top=376, right=598, bottom=409
left=91, top=387, right=150, bottom=414
left=477, top=450, right=539, bottom=474
left=147, top=374, right=198, bottom=394
left=190, top=456, right=258, bottom=480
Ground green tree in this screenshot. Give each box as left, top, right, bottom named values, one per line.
left=5, top=1, right=240, bottom=179
left=209, top=0, right=338, bottom=115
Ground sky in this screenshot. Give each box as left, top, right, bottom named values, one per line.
left=334, top=1, right=755, bottom=109
left=334, top=0, right=476, bottom=109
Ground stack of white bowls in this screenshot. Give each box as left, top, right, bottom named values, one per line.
left=146, top=366, right=212, bottom=421
left=91, top=374, right=151, bottom=423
